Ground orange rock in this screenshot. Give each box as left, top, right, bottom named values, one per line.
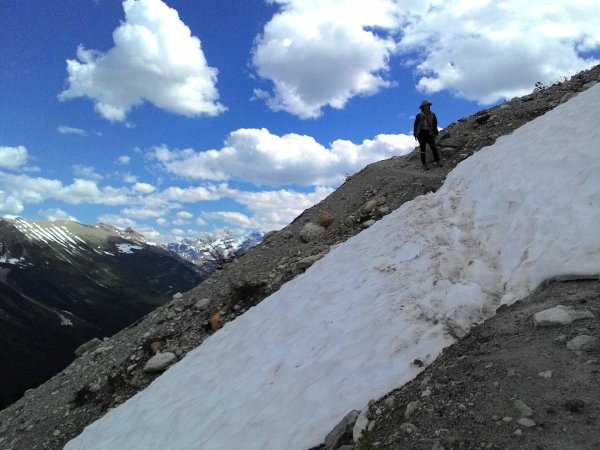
left=210, top=313, right=223, bottom=330
left=318, top=212, right=334, bottom=228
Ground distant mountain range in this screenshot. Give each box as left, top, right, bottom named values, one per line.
left=167, top=230, right=264, bottom=270
left=0, top=218, right=202, bottom=409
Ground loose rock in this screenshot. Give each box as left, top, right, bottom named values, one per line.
left=297, top=254, right=326, bottom=270
left=74, top=338, right=102, bottom=357
left=361, top=219, right=376, bottom=228
left=353, top=405, right=371, bottom=443
left=210, top=313, right=223, bottom=331
left=566, top=335, right=599, bottom=351
left=299, top=223, right=326, bottom=243
left=318, top=212, right=335, bottom=228
left=516, top=418, right=536, bottom=428
left=142, top=352, right=177, bottom=373
left=323, top=410, right=359, bottom=450
left=404, top=400, right=421, bottom=420
left=513, top=399, right=533, bottom=417
left=533, top=305, right=594, bottom=327
left=194, top=298, right=211, bottom=310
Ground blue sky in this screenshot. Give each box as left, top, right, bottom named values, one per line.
left=1, top=0, right=599, bottom=243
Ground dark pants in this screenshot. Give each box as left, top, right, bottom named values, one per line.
left=417, top=131, right=440, bottom=165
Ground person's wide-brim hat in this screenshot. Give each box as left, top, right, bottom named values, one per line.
left=420, top=100, right=432, bottom=108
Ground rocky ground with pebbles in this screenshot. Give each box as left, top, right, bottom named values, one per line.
left=0, top=66, right=599, bottom=450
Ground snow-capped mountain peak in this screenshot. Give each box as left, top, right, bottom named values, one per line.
left=167, top=230, right=264, bottom=267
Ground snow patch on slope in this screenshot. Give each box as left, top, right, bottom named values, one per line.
left=116, top=244, right=144, bottom=254
left=0, top=256, right=27, bottom=266
left=58, top=312, right=73, bottom=327
left=12, top=219, right=81, bottom=253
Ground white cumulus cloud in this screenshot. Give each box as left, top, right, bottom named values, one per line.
left=0, top=173, right=129, bottom=207
left=253, top=1, right=600, bottom=113
left=121, top=172, right=138, bottom=183
left=252, top=0, right=400, bottom=118
left=202, top=211, right=253, bottom=228
left=0, top=191, right=24, bottom=215
left=38, top=208, right=79, bottom=222
left=159, top=185, right=226, bottom=203
left=58, top=125, right=88, bottom=136
left=152, top=129, right=415, bottom=186
left=73, top=165, right=104, bottom=181
left=172, top=210, right=194, bottom=225
left=396, top=1, right=600, bottom=104
left=110, top=183, right=226, bottom=225
left=98, top=214, right=138, bottom=229
left=0, top=145, right=28, bottom=170
left=133, top=182, right=156, bottom=194
left=176, top=211, right=194, bottom=220
left=226, top=186, right=334, bottom=232
left=59, top=0, right=225, bottom=122
left=122, top=207, right=166, bottom=219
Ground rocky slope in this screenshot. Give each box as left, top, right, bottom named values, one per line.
left=0, top=65, right=598, bottom=450
left=0, top=218, right=202, bottom=410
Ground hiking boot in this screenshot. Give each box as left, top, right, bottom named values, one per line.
left=423, top=163, right=430, bottom=170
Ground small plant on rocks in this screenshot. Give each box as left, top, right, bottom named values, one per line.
left=357, top=429, right=376, bottom=450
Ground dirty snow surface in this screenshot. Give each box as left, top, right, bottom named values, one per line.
left=65, top=85, right=600, bottom=450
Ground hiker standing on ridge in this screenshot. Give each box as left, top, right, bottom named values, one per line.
left=413, top=100, right=443, bottom=170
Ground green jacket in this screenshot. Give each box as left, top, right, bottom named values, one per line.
left=413, top=111, right=438, bottom=136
